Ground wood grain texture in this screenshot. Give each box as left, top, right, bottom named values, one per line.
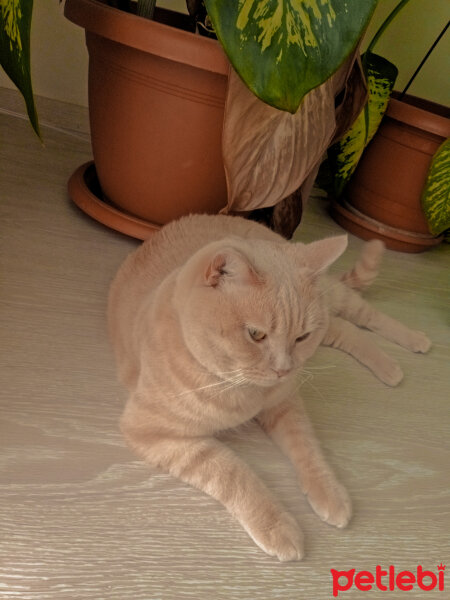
left=1, top=93, right=449, bottom=600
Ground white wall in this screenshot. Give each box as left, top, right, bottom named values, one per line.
left=1, top=0, right=449, bottom=108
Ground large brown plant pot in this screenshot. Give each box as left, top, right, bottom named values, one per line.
left=65, top=0, right=229, bottom=232
left=331, top=94, right=450, bottom=252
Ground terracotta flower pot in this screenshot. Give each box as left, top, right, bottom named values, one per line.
left=65, top=0, right=229, bottom=231
left=331, top=94, right=450, bottom=252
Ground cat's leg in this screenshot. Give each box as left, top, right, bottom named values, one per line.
left=323, top=316, right=404, bottom=386
left=257, top=399, right=351, bottom=529
left=332, top=284, right=431, bottom=353
left=121, top=404, right=304, bottom=561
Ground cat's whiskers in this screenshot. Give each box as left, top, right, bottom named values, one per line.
left=303, top=365, right=336, bottom=371
left=215, top=368, right=248, bottom=377
left=293, top=368, right=327, bottom=402
left=304, top=377, right=326, bottom=402
left=217, top=376, right=250, bottom=395
left=168, top=369, right=251, bottom=400
left=214, top=369, right=251, bottom=393
left=295, top=370, right=314, bottom=391
left=168, top=376, right=243, bottom=399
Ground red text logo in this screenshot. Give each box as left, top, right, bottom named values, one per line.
left=331, top=564, right=445, bottom=597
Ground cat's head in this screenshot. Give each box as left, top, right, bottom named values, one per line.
left=173, top=234, right=347, bottom=387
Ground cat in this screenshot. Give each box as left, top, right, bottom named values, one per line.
left=108, top=214, right=431, bottom=561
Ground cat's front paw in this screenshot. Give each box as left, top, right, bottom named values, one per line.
left=408, top=330, right=431, bottom=354
left=245, top=511, right=304, bottom=562
left=377, top=359, right=403, bottom=387
left=304, top=475, right=352, bottom=529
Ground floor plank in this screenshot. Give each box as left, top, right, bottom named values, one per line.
left=1, top=97, right=449, bottom=600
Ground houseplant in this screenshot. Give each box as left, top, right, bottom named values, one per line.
left=0, top=0, right=40, bottom=137
left=2, top=1, right=377, bottom=238
left=64, top=0, right=378, bottom=239
left=327, top=0, right=450, bottom=252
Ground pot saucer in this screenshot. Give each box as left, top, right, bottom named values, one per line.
left=68, top=162, right=160, bottom=240
left=331, top=199, right=443, bottom=253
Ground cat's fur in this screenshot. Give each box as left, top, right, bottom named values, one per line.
left=108, top=214, right=430, bottom=561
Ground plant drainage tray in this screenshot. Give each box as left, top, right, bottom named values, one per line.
left=68, top=162, right=160, bottom=240
left=331, top=199, right=443, bottom=254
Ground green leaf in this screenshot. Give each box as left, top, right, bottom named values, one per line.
left=0, top=0, right=40, bottom=138
left=328, top=52, right=398, bottom=197
left=421, top=138, right=450, bottom=237
left=204, top=0, right=378, bottom=113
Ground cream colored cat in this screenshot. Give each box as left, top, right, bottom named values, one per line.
left=108, top=214, right=430, bottom=561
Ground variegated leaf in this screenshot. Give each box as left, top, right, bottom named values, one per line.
left=328, top=52, right=398, bottom=197
left=204, top=0, right=377, bottom=113
left=421, top=138, right=450, bottom=237
left=0, top=0, right=39, bottom=137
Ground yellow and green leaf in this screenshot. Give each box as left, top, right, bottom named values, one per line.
left=328, top=52, right=398, bottom=197
left=0, top=0, right=39, bottom=137
left=204, top=0, right=378, bottom=113
left=421, top=138, right=450, bottom=237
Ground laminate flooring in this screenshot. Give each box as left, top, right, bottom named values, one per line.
left=1, top=91, right=449, bottom=600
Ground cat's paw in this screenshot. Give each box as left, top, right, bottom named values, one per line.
left=377, top=360, right=404, bottom=387
left=304, top=475, right=352, bottom=529
left=408, top=330, right=431, bottom=354
left=245, top=511, right=304, bottom=562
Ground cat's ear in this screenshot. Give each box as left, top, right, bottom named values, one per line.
left=205, top=248, right=261, bottom=288
left=301, top=235, right=348, bottom=273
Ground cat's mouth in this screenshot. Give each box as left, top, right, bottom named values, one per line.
left=246, top=370, right=294, bottom=387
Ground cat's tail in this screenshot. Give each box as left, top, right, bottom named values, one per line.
left=340, top=239, right=385, bottom=290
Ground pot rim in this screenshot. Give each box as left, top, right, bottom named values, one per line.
left=387, top=95, right=450, bottom=138
left=64, top=0, right=229, bottom=75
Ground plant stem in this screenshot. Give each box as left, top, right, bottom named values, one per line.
left=366, top=0, right=412, bottom=55
left=137, top=0, right=157, bottom=20
left=400, top=20, right=449, bottom=98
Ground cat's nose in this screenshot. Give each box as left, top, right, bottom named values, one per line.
left=273, top=368, right=291, bottom=378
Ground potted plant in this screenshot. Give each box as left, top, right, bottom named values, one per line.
left=0, top=0, right=39, bottom=137
left=327, top=0, right=450, bottom=252
left=64, top=0, right=379, bottom=239
left=2, top=1, right=377, bottom=238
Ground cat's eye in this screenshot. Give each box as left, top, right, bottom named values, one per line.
left=248, top=328, right=267, bottom=342
left=295, top=332, right=310, bottom=343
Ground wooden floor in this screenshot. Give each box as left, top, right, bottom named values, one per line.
left=1, top=90, right=449, bottom=600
